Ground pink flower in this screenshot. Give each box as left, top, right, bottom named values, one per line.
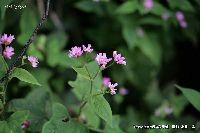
left=113, top=51, right=126, bottom=65
left=176, top=11, right=185, bottom=22
left=21, top=120, right=30, bottom=129
left=175, top=11, right=188, bottom=28
left=108, top=82, right=118, bottom=95
left=82, top=44, right=93, bottom=53
left=103, top=77, right=111, bottom=87
left=95, top=53, right=112, bottom=68
left=144, top=0, right=154, bottom=10
left=119, top=88, right=129, bottom=95
left=28, top=56, right=39, bottom=68
left=180, top=20, right=187, bottom=28
left=68, top=46, right=83, bottom=58
left=164, top=106, right=173, bottom=115
left=3, top=46, right=14, bottom=59
left=0, top=34, right=15, bottom=45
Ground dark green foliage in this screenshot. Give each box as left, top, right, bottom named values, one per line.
left=0, top=0, right=200, bottom=132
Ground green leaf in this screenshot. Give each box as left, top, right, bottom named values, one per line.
left=69, top=74, right=101, bottom=100
left=69, top=61, right=102, bottom=99
left=0, top=121, right=9, bottom=133
left=89, top=95, right=112, bottom=127
left=137, top=34, right=161, bottom=66
left=176, top=85, right=200, bottom=112
left=0, top=19, right=5, bottom=32
left=8, top=89, right=51, bottom=132
left=104, top=115, right=124, bottom=133
left=122, top=24, right=138, bottom=49
left=0, top=0, right=13, bottom=19
left=30, top=68, right=52, bottom=88
left=118, top=47, right=156, bottom=89
left=47, top=102, right=70, bottom=121
left=75, top=1, right=103, bottom=15
left=18, top=8, right=38, bottom=44
left=72, top=67, right=90, bottom=80
left=82, top=103, right=100, bottom=128
left=139, top=16, right=163, bottom=25
left=0, top=111, right=29, bottom=133
left=46, top=33, right=69, bottom=67
left=150, top=2, right=167, bottom=16
left=171, top=95, right=188, bottom=117
left=42, top=103, right=89, bottom=133
left=0, top=55, right=8, bottom=78
left=116, top=1, right=138, bottom=14
left=168, top=0, right=194, bottom=12
left=0, top=99, right=3, bottom=110
left=8, top=111, right=29, bottom=133
left=120, top=16, right=140, bottom=49
left=84, top=61, right=101, bottom=79
left=72, top=61, right=100, bottom=80
left=11, top=68, right=41, bottom=86
left=27, top=35, right=47, bottom=61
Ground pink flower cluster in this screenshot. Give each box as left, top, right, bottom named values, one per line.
left=176, top=11, right=187, bottom=28
left=113, top=51, right=126, bottom=65
left=95, top=53, right=112, bottom=68
left=28, top=56, right=39, bottom=68
left=96, top=51, right=126, bottom=68
left=68, top=44, right=93, bottom=58
left=103, top=77, right=111, bottom=87
left=68, top=44, right=127, bottom=95
left=108, top=82, right=118, bottom=95
left=3, top=46, right=14, bottom=59
left=83, top=44, right=93, bottom=53
left=154, top=105, right=173, bottom=117
left=68, top=44, right=126, bottom=68
left=0, top=34, right=15, bottom=59
left=0, top=34, right=15, bottom=45
left=0, top=33, right=39, bottom=68
left=103, top=77, right=129, bottom=95
left=143, top=0, right=154, bottom=10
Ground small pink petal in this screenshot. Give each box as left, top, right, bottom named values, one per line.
left=3, top=46, right=14, bottom=59
left=95, top=53, right=112, bottom=68
left=68, top=46, right=83, bottom=58
left=28, top=56, right=39, bottom=68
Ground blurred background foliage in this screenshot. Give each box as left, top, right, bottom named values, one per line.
left=1, top=0, right=200, bottom=132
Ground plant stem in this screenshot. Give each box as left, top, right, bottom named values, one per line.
left=3, top=79, right=8, bottom=105
left=84, top=65, right=93, bottom=94
left=77, top=65, right=93, bottom=118
left=84, top=65, right=91, bottom=79
left=105, top=61, right=114, bottom=69
left=89, top=81, right=93, bottom=94
left=92, top=91, right=110, bottom=97
left=15, top=63, right=27, bottom=68
left=78, top=101, right=87, bottom=117
left=93, top=66, right=101, bottom=79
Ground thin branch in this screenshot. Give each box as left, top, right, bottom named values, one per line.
left=93, top=66, right=101, bottom=79
left=78, top=101, right=87, bottom=117
left=0, top=0, right=50, bottom=83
